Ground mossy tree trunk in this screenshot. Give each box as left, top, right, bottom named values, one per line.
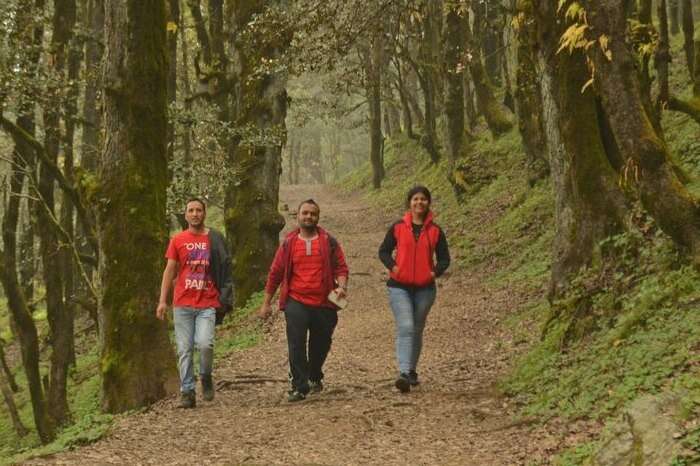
left=532, top=0, right=628, bottom=300
left=0, top=339, right=18, bottom=392
left=394, top=59, right=415, bottom=139
left=226, top=0, right=289, bottom=308
left=465, top=9, right=513, bottom=137
left=443, top=3, right=466, bottom=172
left=514, top=0, right=549, bottom=184
left=0, top=366, right=27, bottom=437
left=585, top=0, right=700, bottom=264
left=681, top=0, right=694, bottom=77
left=0, top=0, right=55, bottom=442
left=669, top=0, right=680, bottom=35
left=99, top=0, right=178, bottom=413
left=40, top=0, right=74, bottom=426
left=416, top=1, right=441, bottom=164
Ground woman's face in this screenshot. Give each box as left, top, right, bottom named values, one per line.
left=409, top=192, right=430, bottom=217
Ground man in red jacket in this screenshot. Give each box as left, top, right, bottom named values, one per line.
left=259, top=199, right=349, bottom=402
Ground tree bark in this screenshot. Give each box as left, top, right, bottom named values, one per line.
left=465, top=9, right=513, bottom=137
left=0, top=339, right=18, bottom=392
left=1, top=0, right=55, bottom=443
left=669, top=0, right=680, bottom=35
left=585, top=0, right=700, bottom=264
left=368, top=30, right=385, bottom=186
left=393, top=60, right=414, bottom=139
left=682, top=0, right=694, bottom=77
left=0, top=367, right=28, bottom=437
left=515, top=0, right=549, bottom=184
left=532, top=0, right=628, bottom=305
left=657, top=0, right=671, bottom=106
left=225, top=0, right=289, bottom=308
left=99, top=0, right=178, bottom=413
left=40, top=0, right=75, bottom=426
left=167, top=0, right=180, bottom=180
left=82, top=0, right=104, bottom=172
left=443, top=3, right=466, bottom=170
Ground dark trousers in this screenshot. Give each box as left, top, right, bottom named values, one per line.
left=285, top=298, right=338, bottom=394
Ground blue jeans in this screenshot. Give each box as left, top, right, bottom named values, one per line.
left=173, top=307, right=216, bottom=393
left=388, top=286, right=436, bottom=374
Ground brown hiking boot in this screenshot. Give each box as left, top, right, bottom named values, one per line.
left=179, top=390, right=196, bottom=409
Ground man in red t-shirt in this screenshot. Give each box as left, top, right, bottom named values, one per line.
left=259, top=199, right=349, bottom=402
left=156, top=198, right=232, bottom=408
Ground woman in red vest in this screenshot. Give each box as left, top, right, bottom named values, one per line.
left=378, top=186, right=450, bottom=393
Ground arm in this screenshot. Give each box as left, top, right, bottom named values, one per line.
left=156, top=259, right=178, bottom=320
left=333, top=243, right=349, bottom=297
left=434, top=228, right=451, bottom=277
left=258, top=244, right=285, bottom=319
left=378, top=224, right=398, bottom=273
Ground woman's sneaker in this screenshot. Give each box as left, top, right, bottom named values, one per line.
left=408, top=370, right=419, bottom=386
left=395, top=373, right=411, bottom=393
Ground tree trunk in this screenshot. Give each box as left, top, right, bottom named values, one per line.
left=670, top=0, right=680, bottom=35
left=682, top=0, right=694, bottom=77
left=586, top=0, right=700, bottom=264
left=364, top=25, right=384, bottom=188
left=167, top=0, right=180, bottom=179
left=179, top=4, right=192, bottom=164
left=40, top=0, right=74, bottom=426
left=82, top=0, right=104, bottom=172
left=515, top=0, right=549, bottom=184
left=657, top=0, right=671, bottom=107
left=443, top=4, right=466, bottom=170
left=463, top=71, right=477, bottom=129
left=225, top=0, right=289, bottom=308
left=532, top=0, right=628, bottom=343
left=405, top=67, right=425, bottom=129
left=465, top=10, right=513, bottom=137
left=0, top=339, right=18, bottom=392
left=0, top=367, right=28, bottom=437
left=99, top=0, right=178, bottom=413
left=1, top=0, right=55, bottom=442
left=394, top=62, right=414, bottom=139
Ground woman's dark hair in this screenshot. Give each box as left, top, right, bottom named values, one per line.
left=405, top=185, right=431, bottom=207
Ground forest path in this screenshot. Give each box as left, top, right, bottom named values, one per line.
left=33, top=185, right=566, bottom=465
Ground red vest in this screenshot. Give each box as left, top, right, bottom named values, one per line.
left=389, top=212, right=440, bottom=287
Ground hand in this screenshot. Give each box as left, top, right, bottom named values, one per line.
left=335, top=287, right=347, bottom=299
left=258, top=302, right=272, bottom=320
left=156, top=302, right=168, bottom=320
left=391, top=265, right=399, bottom=275
left=431, top=271, right=436, bottom=279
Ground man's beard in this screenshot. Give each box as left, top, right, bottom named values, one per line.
left=300, top=223, right=317, bottom=233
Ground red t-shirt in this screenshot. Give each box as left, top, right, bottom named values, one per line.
left=166, top=230, right=220, bottom=309
left=288, top=235, right=326, bottom=307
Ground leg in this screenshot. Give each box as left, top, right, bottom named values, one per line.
left=388, top=287, right=415, bottom=375
left=308, top=308, right=338, bottom=382
left=194, top=308, right=216, bottom=377
left=173, top=307, right=196, bottom=393
left=284, top=298, right=311, bottom=394
left=409, top=286, right=436, bottom=372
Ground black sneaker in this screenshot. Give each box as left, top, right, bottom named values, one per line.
left=287, top=390, right=307, bottom=402
left=395, top=373, right=411, bottom=393
left=408, top=370, right=419, bottom=386
left=309, top=380, right=324, bottom=394
left=201, top=374, right=214, bottom=401
left=179, top=390, right=196, bottom=409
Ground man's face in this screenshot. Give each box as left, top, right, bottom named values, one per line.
left=185, top=201, right=206, bottom=228
left=298, top=202, right=320, bottom=229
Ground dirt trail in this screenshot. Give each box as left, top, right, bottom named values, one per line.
left=32, top=185, right=567, bottom=465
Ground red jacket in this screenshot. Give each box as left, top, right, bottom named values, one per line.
left=389, top=211, right=441, bottom=287
left=265, top=227, right=349, bottom=310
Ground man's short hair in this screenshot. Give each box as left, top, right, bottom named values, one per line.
left=185, top=197, right=206, bottom=212
left=297, top=198, right=320, bottom=212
